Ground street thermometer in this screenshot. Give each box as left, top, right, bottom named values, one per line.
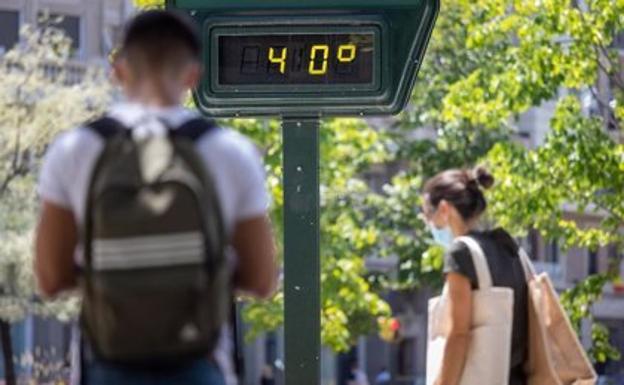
left=166, top=0, right=439, bottom=383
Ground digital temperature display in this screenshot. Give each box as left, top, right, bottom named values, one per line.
left=217, top=32, right=376, bottom=86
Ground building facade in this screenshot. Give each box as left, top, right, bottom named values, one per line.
left=0, top=0, right=132, bottom=60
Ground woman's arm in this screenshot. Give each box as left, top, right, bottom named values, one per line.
left=434, top=272, right=473, bottom=385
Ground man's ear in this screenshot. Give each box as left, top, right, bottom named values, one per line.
left=111, top=58, right=127, bottom=85
left=112, top=56, right=130, bottom=86
left=183, top=61, right=202, bottom=90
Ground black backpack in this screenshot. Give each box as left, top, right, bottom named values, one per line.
left=80, top=116, right=229, bottom=365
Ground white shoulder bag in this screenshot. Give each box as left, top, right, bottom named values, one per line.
left=426, top=236, right=515, bottom=385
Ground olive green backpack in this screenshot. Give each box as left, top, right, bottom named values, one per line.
left=80, top=116, right=229, bottom=365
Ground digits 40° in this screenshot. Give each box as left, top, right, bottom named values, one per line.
left=269, top=44, right=357, bottom=75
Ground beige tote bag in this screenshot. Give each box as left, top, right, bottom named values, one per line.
left=519, top=250, right=597, bottom=385
left=427, top=236, right=514, bottom=385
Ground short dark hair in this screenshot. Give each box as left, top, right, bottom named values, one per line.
left=119, top=10, right=201, bottom=71
left=423, top=167, right=494, bottom=221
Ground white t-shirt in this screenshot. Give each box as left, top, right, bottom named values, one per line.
left=39, top=102, right=269, bottom=240
left=38, top=102, right=270, bottom=385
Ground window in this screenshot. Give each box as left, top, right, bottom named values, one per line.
left=526, top=229, right=540, bottom=260
left=397, top=338, right=417, bottom=377
left=588, top=250, right=598, bottom=275
left=613, top=31, right=624, bottom=50
left=608, top=244, right=619, bottom=260
left=546, top=240, right=559, bottom=263
left=0, top=10, right=19, bottom=54
left=38, top=12, right=81, bottom=53
left=264, top=331, right=278, bottom=366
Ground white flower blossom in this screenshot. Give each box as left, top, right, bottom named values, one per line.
left=0, top=25, right=112, bottom=324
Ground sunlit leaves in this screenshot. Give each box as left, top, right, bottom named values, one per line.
left=242, top=293, right=284, bottom=343
left=486, top=96, right=624, bottom=251
left=560, top=275, right=622, bottom=363
left=439, top=0, right=624, bottom=126
left=321, top=257, right=390, bottom=351
left=409, top=0, right=623, bottom=363
left=225, top=115, right=394, bottom=351
left=484, top=94, right=623, bottom=363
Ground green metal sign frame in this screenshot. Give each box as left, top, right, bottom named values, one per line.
left=168, top=0, right=439, bottom=117
left=172, top=0, right=433, bottom=10
left=167, top=1, right=438, bottom=385
left=208, top=24, right=383, bottom=94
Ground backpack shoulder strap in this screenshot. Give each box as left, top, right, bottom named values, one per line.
left=171, top=117, right=218, bottom=142
left=86, top=116, right=129, bottom=139
left=82, top=116, right=130, bottom=273
left=455, top=236, right=493, bottom=290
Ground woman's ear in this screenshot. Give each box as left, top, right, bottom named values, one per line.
left=437, top=200, right=449, bottom=217
left=431, top=200, right=449, bottom=227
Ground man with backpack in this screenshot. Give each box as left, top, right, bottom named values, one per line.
left=34, top=10, right=277, bottom=385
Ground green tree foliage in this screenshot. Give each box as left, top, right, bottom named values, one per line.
left=437, top=0, right=624, bottom=362
left=487, top=98, right=624, bottom=250
left=391, top=0, right=624, bottom=362
left=439, top=0, right=617, bottom=126
left=388, top=0, right=515, bottom=289
left=237, top=118, right=392, bottom=352
left=486, top=98, right=624, bottom=361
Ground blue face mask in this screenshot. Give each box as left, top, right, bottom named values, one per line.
left=430, top=225, right=454, bottom=249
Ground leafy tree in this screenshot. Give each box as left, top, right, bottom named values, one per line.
left=379, top=0, right=624, bottom=362
left=381, top=0, right=514, bottom=290
left=237, top=118, right=393, bottom=352
left=486, top=98, right=624, bottom=363
left=437, top=0, right=624, bottom=362
left=0, top=26, right=111, bottom=383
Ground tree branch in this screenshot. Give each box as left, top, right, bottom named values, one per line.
left=596, top=42, right=624, bottom=92
left=588, top=86, right=621, bottom=131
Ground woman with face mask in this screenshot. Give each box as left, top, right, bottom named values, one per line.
left=422, top=167, right=528, bottom=385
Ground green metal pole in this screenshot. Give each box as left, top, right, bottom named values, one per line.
left=282, top=118, right=321, bottom=385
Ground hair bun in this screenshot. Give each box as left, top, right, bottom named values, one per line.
left=474, top=167, right=494, bottom=189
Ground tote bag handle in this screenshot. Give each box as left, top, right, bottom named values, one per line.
left=455, top=236, right=493, bottom=290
